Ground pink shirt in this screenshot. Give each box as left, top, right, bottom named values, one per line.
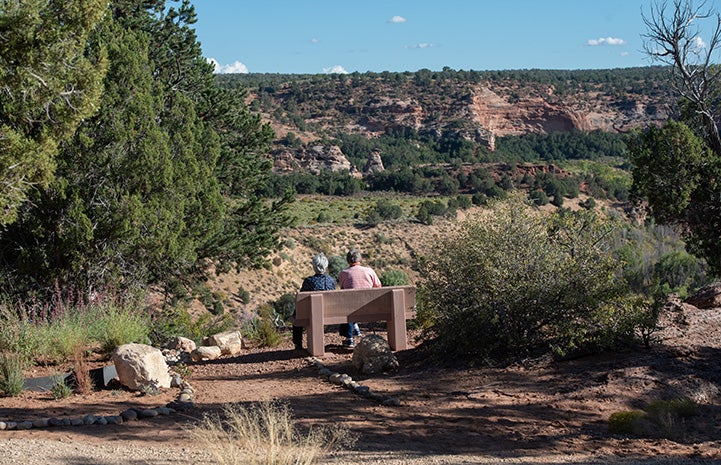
left=339, top=263, right=381, bottom=289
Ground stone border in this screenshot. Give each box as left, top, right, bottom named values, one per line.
left=308, top=357, right=401, bottom=406
left=0, top=380, right=196, bottom=432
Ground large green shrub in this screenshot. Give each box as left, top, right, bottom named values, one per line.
left=417, top=196, right=642, bottom=362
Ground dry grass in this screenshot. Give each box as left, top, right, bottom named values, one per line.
left=187, top=401, right=357, bottom=465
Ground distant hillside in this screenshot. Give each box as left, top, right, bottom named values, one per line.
left=217, top=67, right=677, bottom=176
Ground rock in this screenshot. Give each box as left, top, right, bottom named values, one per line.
left=112, top=343, right=171, bottom=390
left=352, top=334, right=399, bottom=374
left=203, top=331, right=243, bottom=356
left=16, top=421, right=33, bottom=430
left=685, top=282, right=721, bottom=309
left=49, top=418, right=64, bottom=427
left=382, top=397, right=401, bottom=407
left=140, top=409, right=159, bottom=418
left=0, top=422, right=6, bottom=430
left=191, top=346, right=222, bottom=362
left=164, top=336, right=197, bottom=353
left=364, top=149, right=385, bottom=174
left=120, top=409, right=138, bottom=421
left=82, top=414, right=97, bottom=425
left=105, top=416, right=123, bottom=425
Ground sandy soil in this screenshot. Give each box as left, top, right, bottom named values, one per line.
left=1, top=301, right=720, bottom=464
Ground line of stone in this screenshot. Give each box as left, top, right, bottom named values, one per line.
left=0, top=380, right=196, bottom=432
left=308, top=357, right=401, bottom=406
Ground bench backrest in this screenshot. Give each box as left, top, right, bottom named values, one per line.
left=294, top=285, right=416, bottom=326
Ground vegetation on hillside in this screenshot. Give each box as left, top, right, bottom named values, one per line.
left=629, top=0, right=721, bottom=275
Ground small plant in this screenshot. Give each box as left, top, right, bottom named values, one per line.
left=173, top=362, right=192, bottom=379
left=50, top=374, right=73, bottom=400
left=139, top=381, right=161, bottom=396
left=0, top=352, right=27, bottom=397
left=187, top=401, right=357, bottom=465
left=71, top=344, right=94, bottom=395
left=608, top=410, right=645, bottom=434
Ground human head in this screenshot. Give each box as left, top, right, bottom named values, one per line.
left=312, top=253, right=329, bottom=274
left=346, top=248, right=362, bottom=265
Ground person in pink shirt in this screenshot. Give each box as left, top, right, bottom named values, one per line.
left=338, top=248, right=381, bottom=347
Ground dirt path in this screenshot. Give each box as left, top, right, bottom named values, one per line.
left=1, top=306, right=721, bottom=464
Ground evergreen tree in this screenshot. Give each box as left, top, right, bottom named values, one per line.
left=0, top=0, right=108, bottom=224
left=0, top=0, right=291, bottom=296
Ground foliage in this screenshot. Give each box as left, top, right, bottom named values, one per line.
left=629, top=120, right=721, bottom=276
left=242, top=306, right=283, bottom=348
left=633, top=1, right=721, bottom=276
left=608, top=410, right=645, bottom=434
left=149, top=305, right=235, bottom=346
left=0, top=352, right=28, bottom=397
left=273, top=293, right=297, bottom=322
left=0, top=0, right=291, bottom=301
left=608, top=397, right=699, bottom=440
left=615, top=217, right=711, bottom=300
left=380, top=270, right=409, bottom=286
left=0, top=0, right=108, bottom=224
left=366, top=199, right=404, bottom=225
left=50, top=373, right=73, bottom=400
left=187, top=401, right=357, bottom=465
left=417, top=196, right=643, bottom=362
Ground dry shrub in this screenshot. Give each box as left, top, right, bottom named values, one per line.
left=187, top=401, right=357, bottom=465
left=71, top=344, right=94, bottom=395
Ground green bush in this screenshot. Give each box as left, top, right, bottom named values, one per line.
left=380, top=270, right=409, bottom=286
left=90, top=303, right=150, bottom=354
left=242, top=307, right=284, bottom=348
left=327, top=255, right=347, bottom=281
left=0, top=352, right=28, bottom=397
left=417, top=196, right=641, bottom=362
left=149, top=305, right=235, bottom=346
left=608, top=410, right=645, bottom=434
left=50, top=374, right=72, bottom=400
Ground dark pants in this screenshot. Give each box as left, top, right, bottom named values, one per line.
left=292, top=325, right=304, bottom=347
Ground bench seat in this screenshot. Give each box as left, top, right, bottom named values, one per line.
left=294, top=285, right=416, bottom=356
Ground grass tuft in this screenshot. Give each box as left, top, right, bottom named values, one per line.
left=188, top=401, right=357, bottom=465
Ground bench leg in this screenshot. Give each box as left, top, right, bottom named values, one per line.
left=387, top=289, right=408, bottom=351
left=307, top=294, right=325, bottom=356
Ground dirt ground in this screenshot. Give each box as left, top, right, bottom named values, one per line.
left=1, top=300, right=720, bottom=464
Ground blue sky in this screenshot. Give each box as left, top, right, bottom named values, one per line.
left=191, top=1, right=702, bottom=74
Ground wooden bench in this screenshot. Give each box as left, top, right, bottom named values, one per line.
left=294, top=285, right=416, bottom=356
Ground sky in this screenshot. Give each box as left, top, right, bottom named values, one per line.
left=190, top=0, right=713, bottom=75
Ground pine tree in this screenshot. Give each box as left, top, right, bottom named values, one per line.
left=0, top=0, right=108, bottom=224
left=0, top=0, right=291, bottom=297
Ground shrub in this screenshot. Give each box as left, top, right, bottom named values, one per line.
left=380, top=270, right=409, bottom=286
left=608, top=410, right=645, bottom=434
left=529, top=189, right=549, bottom=206
left=50, top=373, right=72, bottom=400
left=243, top=305, right=284, bottom=348
left=366, top=199, right=403, bottom=224
left=273, top=293, right=297, bottom=322
left=417, top=196, right=639, bottom=362
left=188, top=401, right=357, bottom=465
left=327, top=255, right=347, bottom=281
left=149, top=305, right=235, bottom=346
left=0, top=352, right=28, bottom=397
left=90, top=303, right=150, bottom=354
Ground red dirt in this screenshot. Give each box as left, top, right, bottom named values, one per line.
left=1, top=304, right=720, bottom=463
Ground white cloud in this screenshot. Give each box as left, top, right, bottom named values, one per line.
left=692, top=36, right=707, bottom=51
left=388, top=15, right=407, bottom=23
left=208, top=57, right=249, bottom=74
left=405, top=42, right=438, bottom=49
left=311, top=37, right=319, bottom=44
left=587, top=37, right=626, bottom=46
left=322, top=65, right=349, bottom=74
